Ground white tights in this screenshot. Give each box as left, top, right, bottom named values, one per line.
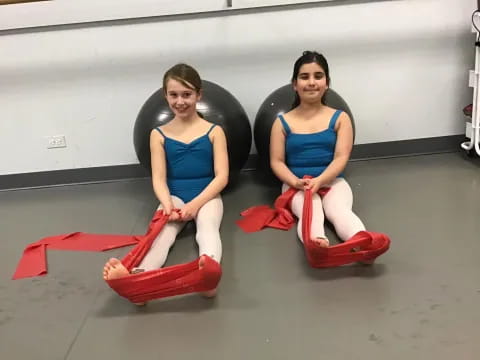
left=136, top=195, right=223, bottom=271
left=282, top=178, right=365, bottom=243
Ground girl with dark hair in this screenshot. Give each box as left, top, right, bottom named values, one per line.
left=270, top=51, right=367, bottom=250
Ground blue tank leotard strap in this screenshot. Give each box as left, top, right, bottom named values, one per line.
left=278, top=114, right=291, bottom=134
left=206, top=123, right=217, bottom=135
left=328, top=109, right=343, bottom=130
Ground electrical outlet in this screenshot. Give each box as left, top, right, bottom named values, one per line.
left=46, top=135, right=67, bottom=149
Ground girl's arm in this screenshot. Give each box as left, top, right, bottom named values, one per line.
left=150, top=129, right=175, bottom=215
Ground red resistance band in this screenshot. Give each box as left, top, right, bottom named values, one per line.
left=12, top=210, right=222, bottom=303
left=236, top=185, right=390, bottom=267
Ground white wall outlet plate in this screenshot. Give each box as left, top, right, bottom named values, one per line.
left=46, top=135, right=67, bottom=149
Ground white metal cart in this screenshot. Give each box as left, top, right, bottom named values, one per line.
left=462, top=11, right=480, bottom=156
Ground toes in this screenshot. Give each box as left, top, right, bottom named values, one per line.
left=313, top=237, right=329, bottom=248
left=107, top=258, right=119, bottom=267
left=105, top=263, right=113, bottom=271
left=201, top=289, right=217, bottom=298
left=110, top=258, right=122, bottom=266
left=103, top=266, right=109, bottom=277
left=198, top=255, right=206, bottom=269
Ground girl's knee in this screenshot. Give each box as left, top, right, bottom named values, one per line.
left=327, top=210, right=360, bottom=227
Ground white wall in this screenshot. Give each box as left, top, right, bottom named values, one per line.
left=0, top=0, right=228, bottom=31
left=0, top=0, right=476, bottom=175
left=0, top=0, right=336, bottom=31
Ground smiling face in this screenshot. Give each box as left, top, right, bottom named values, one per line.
left=290, top=51, right=331, bottom=109
left=164, top=78, right=202, bottom=119
left=162, top=63, right=203, bottom=119
left=293, top=62, right=328, bottom=105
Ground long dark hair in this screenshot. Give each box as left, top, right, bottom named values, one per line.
left=163, top=63, right=204, bottom=118
left=291, top=51, right=331, bottom=109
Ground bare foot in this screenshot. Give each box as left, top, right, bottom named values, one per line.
left=198, top=256, right=217, bottom=298
left=201, top=289, right=217, bottom=298
left=360, top=258, right=375, bottom=265
left=103, top=258, right=129, bottom=280
left=312, top=237, right=329, bottom=248
left=102, top=258, right=146, bottom=306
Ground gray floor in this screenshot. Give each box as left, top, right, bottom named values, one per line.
left=1, top=152, right=479, bottom=360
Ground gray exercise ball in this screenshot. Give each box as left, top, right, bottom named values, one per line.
left=133, top=80, right=252, bottom=186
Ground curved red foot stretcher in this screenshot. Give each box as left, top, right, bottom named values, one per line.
left=12, top=211, right=222, bottom=303
left=236, top=184, right=390, bottom=267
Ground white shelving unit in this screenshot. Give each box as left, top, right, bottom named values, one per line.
left=462, top=15, right=480, bottom=156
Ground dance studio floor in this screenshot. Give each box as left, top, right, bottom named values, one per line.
left=1, top=152, right=479, bottom=360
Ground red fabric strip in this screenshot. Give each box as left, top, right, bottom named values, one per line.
left=12, top=210, right=222, bottom=302
left=237, top=183, right=390, bottom=267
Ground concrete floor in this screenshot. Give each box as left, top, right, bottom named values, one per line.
left=1, top=152, right=479, bottom=360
